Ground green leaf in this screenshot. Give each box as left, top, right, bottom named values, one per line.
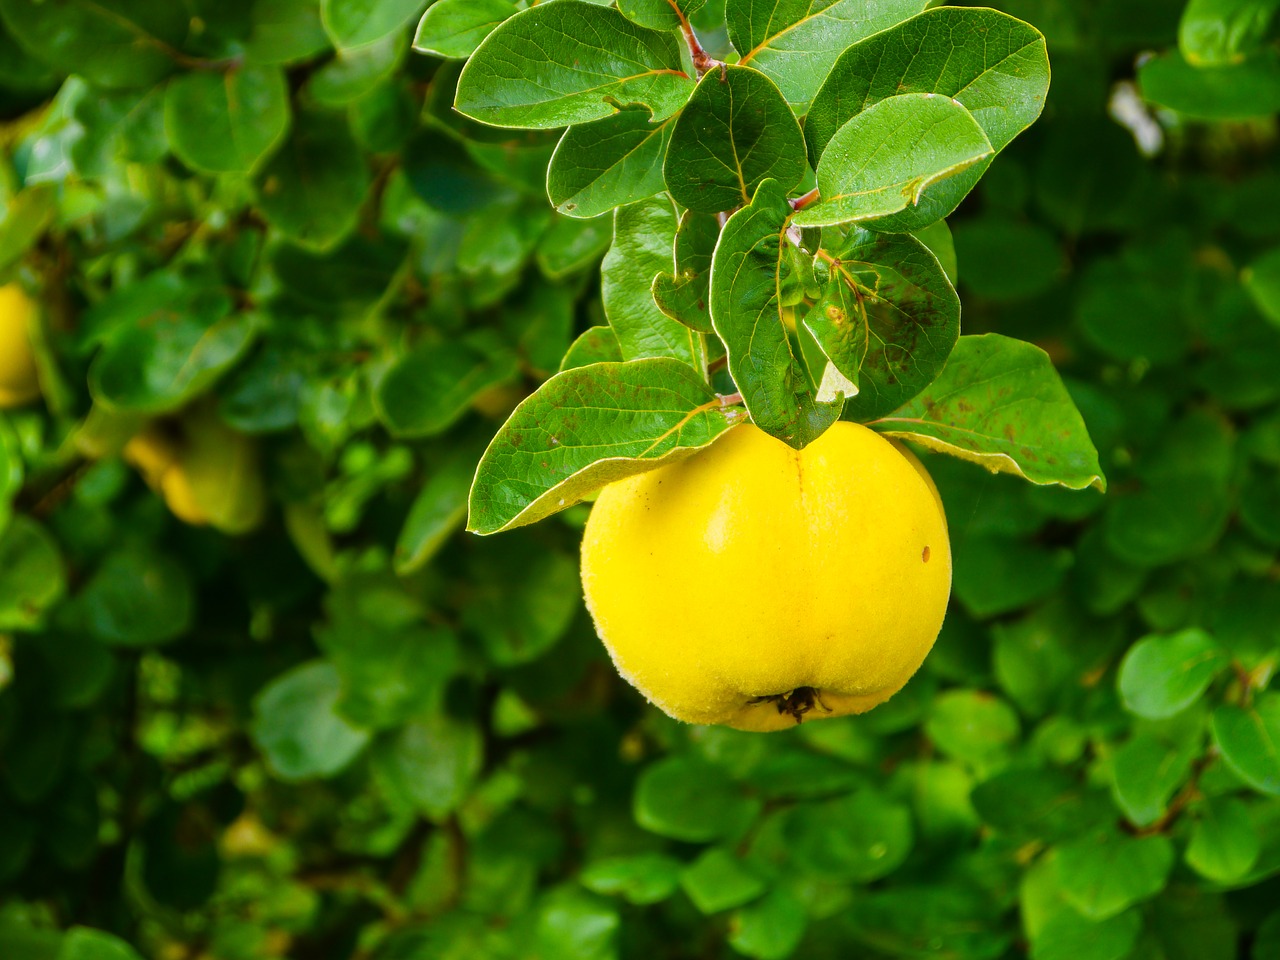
left=1104, top=411, right=1233, bottom=567
left=413, top=0, right=516, bottom=59
left=616, top=0, right=707, bottom=31
left=371, top=713, right=482, bottom=819
left=165, top=65, right=291, bottom=175
left=454, top=2, right=695, bottom=129
left=793, top=94, right=992, bottom=230
left=925, top=689, right=1021, bottom=767
left=1187, top=796, right=1261, bottom=882
left=952, top=534, right=1072, bottom=618
left=1139, top=49, right=1280, bottom=119
left=1179, top=0, right=1280, bottom=66
left=806, top=7, right=1048, bottom=222
left=375, top=335, right=519, bottom=438
left=634, top=756, right=760, bottom=842
left=602, top=195, right=705, bottom=369
left=321, top=0, right=427, bottom=50
left=787, top=788, right=914, bottom=881
left=729, top=0, right=929, bottom=111
left=394, top=443, right=484, bottom=576
left=462, top=539, right=579, bottom=666
left=309, top=30, right=406, bottom=105
left=81, top=548, right=193, bottom=647
left=467, top=359, right=740, bottom=534
left=663, top=65, right=806, bottom=214
left=1244, top=246, right=1280, bottom=327
left=314, top=578, right=460, bottom=728
left=679, top=848, right=767, bottom=914
left=252, top=661, right=371, bottom=781
left=536, top=888, right=619, bottom=960
left=559, top=326, right=624, bottom=372
left=873, top=334, right=1106, bottom=491
left=823, top=228, right=960, bottom=422
left=0, top=0, right=183, bottom=89
left=244, top=0, right=332, bottom=66
left=728, top=887, right=807, bottom=960
left=0, top=186, right=54, bottom=272
left=709, top=179, right=839, bottom=447
left=1211, top=695, right=1280, bottom=795
left=0, top=516, right=64, bottom=631
left=1030, top=907, right=1143, bottom=960
left=652, top=209, right=718, bottom=335
left=1110, top=731, right=1199, bottom=827
left=1054, top=833, right=1175, bottom=921
left=88, top=293, right=256, bottom=414
left=258, top=107, right=371, bottom=251
left=547, top=108, right=676, bottom=218
left=58, top=928, right=143, bottom=960
left=1118, top=628, right=1229, bottom=719
left=536, top=214, right=612, bottom=279
left=581, top=853, right=682, bottom=905
left=973, top=768, right=1113, bottom=843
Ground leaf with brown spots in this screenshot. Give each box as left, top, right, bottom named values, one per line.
left=873, top=333, right=1106, bottom=492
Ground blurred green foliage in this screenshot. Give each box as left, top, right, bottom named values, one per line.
left=0, top=1, right=1278, bottom=959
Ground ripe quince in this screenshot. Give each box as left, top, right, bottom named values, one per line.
left=124, top=407, right=265, bottom=534
left=0, top=284, right=42, bottom=408
left=581, top=422, right=951, bottom=731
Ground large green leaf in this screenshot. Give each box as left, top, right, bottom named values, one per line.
left=652, top=209, right=719, bottom=334
left=1244, top=246, right=1280, bottom=327
left=1186, top=796, right=1261, bottom=882
left=165, top=65, right=290, bottom=174
left=1139, top=49, right=1280, bottom=119
left=709, top=179, right=839, bottom=447
left=1110, top=732, right=1199, bottom=827
left=454, top=2, right=695, bottom=129
left=1117, top=629, right=1228, bottom=719
left=1179, top=0, right=1280, bottom=66
left=616, top=0, right=707, bottom=31
left=1054, top=833, right=1175, bottom=920
left=0, top=0, right=183, bottom=89
left=375, top=335, right=519, bottom=438
left=252, top=661, right=371, bottom=782
left=602, top=195, right=705, bottom=369
left=873, top=334, right=1106, bottom=491
left=467, top=359, right=742, bottom=534
left=87, top=280, right=255, bottom=414
left=322, top=0, right=427, bottom=50
left=728, top=0, right=929, bottom=111
left=412, top=0, right=516, bottom=59
left=821, top=228, right=960, bottom=422
left=547, top=108, right=675, bottom=218
left=663, top=65, right=806, bottom=214
left=792, top=94, right=992, bottom=230
left=634, top=756, right=760, bottom=842
left=1212, top=695, right=1280, bottom=795
left=257, top=107, right=370, bottom=250
left=0, top=516, right=64, bottom=631
left=806, top=7, right=1048, bottom=224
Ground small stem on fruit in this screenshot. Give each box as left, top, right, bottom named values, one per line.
left=717, top=392, right=743, bottom=407
left=790, top=188, right=820, bottom=211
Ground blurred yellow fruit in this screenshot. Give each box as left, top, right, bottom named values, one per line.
left=581, top=422, right=951, bottom=732
left=0, top=284, right=42, bottom=408
left=124, top=408, right=265, bottom=534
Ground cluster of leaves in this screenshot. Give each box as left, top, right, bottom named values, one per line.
left=0, top=1, right=1277, bottom=959
left=457, top=0, right=1107, bottom=537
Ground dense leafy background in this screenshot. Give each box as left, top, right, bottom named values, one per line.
left=0, top=1, right=1279, bottom=959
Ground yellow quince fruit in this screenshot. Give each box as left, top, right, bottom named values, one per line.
left=124, top=408, right=265, bottom=534
left=0, top=284, right=42, bottom=408
left=581, top=422, right=951, bottom=732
